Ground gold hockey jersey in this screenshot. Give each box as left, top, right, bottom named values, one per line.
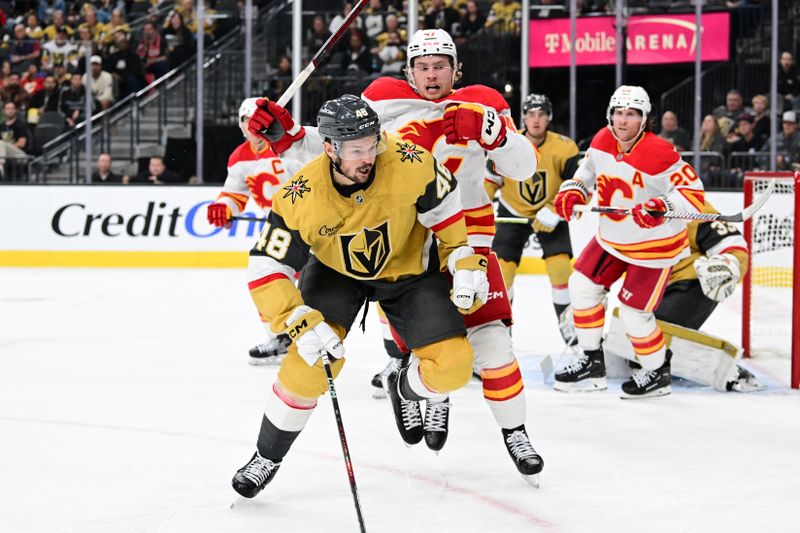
left=669, top=202, right=749, bottom=284
left=486, top=130, right=580, bottom=218
left=247, top=133, right=469, bottom=330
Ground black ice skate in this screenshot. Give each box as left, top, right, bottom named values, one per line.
left=423, top=397, right=450, bottom=453
left=386, top=368, right=423, bottom=446
left=248, top=334, right=291, bottom=366
left=371, top=356, right=407, bottom=399
left=231, top=451, right=282, bottom=498
left=620, top=350, right=672, bottom=399
left=502, top=425, right=544, bottom=488
left=726, top=365, right=766, bottom=393
left=553, top=348, right=607, bottom=392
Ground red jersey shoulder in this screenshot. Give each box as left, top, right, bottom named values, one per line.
left=448, top=85, right=509, bottom=112
left=363, top=76, right=418, bottom=102
left=227, top=141, right=278, bottom=167
left=589, top=127, right=617, bottom=155
left=625, top=133, right=680, bottom=175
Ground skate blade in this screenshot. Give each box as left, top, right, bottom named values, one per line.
left=731, top=381, right=767, bottom=393
left=372, top=387, right=387, bottom=399
left=553, top=377, right=608, bottom=393
left=249, top=356, right=285, bottom=366
left=620, top=385, right=671, bottom=399
left=522, top=473, right=540, bottom=489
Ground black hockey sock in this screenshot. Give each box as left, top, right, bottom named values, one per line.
left=256, top=414, right=301, bottom=463
left=553, top=302, right=569, bottom=320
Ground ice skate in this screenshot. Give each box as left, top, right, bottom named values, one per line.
left=620, top=351, right=672, bottom=399
left=386, top=368, right=423, bottom=446
left=502, top=425, right=543, bottom=488
left=231, top=451, right=281, bottom=498
left=248, top=334, right=291, bottom=366
left=553, top=348, right=607, bottom=392
left=423, top=397, right=450, bottom=453
left=371, top=356, right=405, bottom=399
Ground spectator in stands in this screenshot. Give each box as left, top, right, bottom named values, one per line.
left=28, top=74, right=60, bottom=120
left=778, top=51, right=799, bottom=112
left=75, top=26, right=101, bottom=68
left=330, top=2, right=363, bottom=34
left=100, top=9, right=131, bottom=50
left=376, top=26, right=405, bottom=73
left=363, top=0, right=385, bottom=42
left=374, top=12, right=406, bottom=51
left=52, top=63, right=69, bottom=89
left=41, top=25, right=79, bottom=73
left=726, top=113, right=764, bottom=179
left=0, top=101, right=32, bottom=174
left=699, top=113, right=726, bottom=186
left=10, top=23, right=42, bottom=71
left=137, top=21, right=169, bottom=79
left=533, top=0, right=565, bottom=19
left=761, top=110, right=800, bottom=171
left=83, top=55, right=114, bottom=110
left=266, top=54, right=291, bottom=100
left=39, top=0, right=67, bottom=26
left=25, top=13, right=45, bottom=40
left=106, top=31, right=146, bottom=98
left=21, top=64, right=45, bottom=97
left=485, top=0, right=522, bottom=34
left=658, top=110, right=690, bottom=151
left=163, top=11, right=194, bottom=68
left=425, top=0, right=459, bottom=34
left=79, top=5, right=103, bottom=42
left=133, top=156, right=184, bottom=184
left=0, top=73, right=29, bottom=109
left=92, top=152, right=127, bottom=183
left=458, top=1, right=486, bottom=39
left=96, top=0, right=118, bottom=24
left=42, top=10, right=73, bottom=41
left=750, top=94, right=771, bottom=141
left=339, top=30, right=373, bottom=74
left=306, top=15, right=331, bottom=58
left=60, top=73, right=91, bottom=127
left=713, top=89, right=751, bottom=122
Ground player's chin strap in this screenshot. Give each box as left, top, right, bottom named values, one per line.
left=606, top=123, right=645, bottom=147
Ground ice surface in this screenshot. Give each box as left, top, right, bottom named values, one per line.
left=1, top=268, right=798, bottom=533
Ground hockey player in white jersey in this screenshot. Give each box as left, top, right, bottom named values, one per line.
left=553, top=85, right=705, bottom=398
left=359, top=28, right=542, bottom=483
left=206, top=98, right=304, bottom=365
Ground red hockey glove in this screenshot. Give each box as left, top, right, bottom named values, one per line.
left=553, top=180, right=588, bottom=220
left=442, top=102, right=507, bottom=150
left=631, top=197, right=670, bottom=228
left=248, top=98, right=306, bottom=154
left=207, top=202, right=232, bottom=228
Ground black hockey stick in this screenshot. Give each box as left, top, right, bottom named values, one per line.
left=231, top=215, right=535, bottom=224
left=321, top=353, right=367, bottom=533
left=275, top=0, right=368, bottom=107
left=572, top=179, right=776, bottom=222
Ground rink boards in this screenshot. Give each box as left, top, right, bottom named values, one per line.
left=0, top=185, right=742, bottom=270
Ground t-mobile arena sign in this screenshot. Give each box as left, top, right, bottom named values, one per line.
left=530, top=12, right=729, bottom=67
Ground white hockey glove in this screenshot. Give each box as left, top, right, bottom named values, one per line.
left=448, top=246, right=490, bottom=315
left=694, top=254, right=741, bottom=302
left=284, top=305, right=345, bottom=366
left=532, top=205, right=562, bottom=234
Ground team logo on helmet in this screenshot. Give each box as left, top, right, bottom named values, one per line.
left=282, top=177, right=311, bottom=203
left=339, top=221, right=391, bottom=279
left=396, top=142, right=423, bottom=163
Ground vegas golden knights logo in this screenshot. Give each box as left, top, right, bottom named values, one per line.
left=519, top=170, right=547, bottom=206
left=339, top=221, right=391, bottom=278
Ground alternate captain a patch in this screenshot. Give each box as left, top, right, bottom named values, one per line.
left=282, top=177, right=311, bottom=203
left=396, top=142, right=424, bottom=164
left=339, top=221, right=392, bottom=278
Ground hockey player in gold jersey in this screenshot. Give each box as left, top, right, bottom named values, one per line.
left=231, top=95, right=495, bottom=498
left=485, top=93, right=581, bottom=345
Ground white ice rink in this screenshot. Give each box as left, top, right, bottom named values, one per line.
left=1, top=268, right=798, bottom=533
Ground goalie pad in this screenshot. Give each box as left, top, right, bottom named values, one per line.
left=604, top=308, right=742, bottom=391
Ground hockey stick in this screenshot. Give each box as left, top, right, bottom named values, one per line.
left=274, top=0, right=368, bottom=107
left=572, top=179, right=776, bottom=222
left=232, top=215, right=542, bottom=225
left=321, top=353, right=367, bottom=533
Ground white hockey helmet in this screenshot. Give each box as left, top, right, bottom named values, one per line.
left=606, top=85, right=651, bottom=134
left=405, top=29, right=461, bottom=93
left=238, top=97, right=260, bottom=136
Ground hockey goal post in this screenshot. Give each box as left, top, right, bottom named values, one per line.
left=741, top=171, right=800, bottom=389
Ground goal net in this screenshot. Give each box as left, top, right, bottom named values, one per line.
left=742, top=171, right=800, bottom=389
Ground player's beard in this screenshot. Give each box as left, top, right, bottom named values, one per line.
left=346, top=162, right=373, bottom=183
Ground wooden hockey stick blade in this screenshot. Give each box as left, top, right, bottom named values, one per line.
left=275, top=0, right=368, bottom=107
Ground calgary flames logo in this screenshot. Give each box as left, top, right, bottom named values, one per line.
left=596, top=173, right=634, bottom=221
left=339, top=221, right=391, bottom=279
left=397, top=118, right=445, bottom=152
left=246, top=173, right=281, bottom=209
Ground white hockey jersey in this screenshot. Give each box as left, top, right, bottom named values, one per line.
left=573, top=128, right=705, bottom=268
left=214, top=141, right=304, bottom=216
left=361, top=77, right=538, bottom=249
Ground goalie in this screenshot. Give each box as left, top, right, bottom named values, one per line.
left=604, top=200, right=764, bottom=392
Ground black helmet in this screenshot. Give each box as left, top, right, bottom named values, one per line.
left=317, top=94, right=380, bottom=142
left=522, top=93, right=553, bottom=120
